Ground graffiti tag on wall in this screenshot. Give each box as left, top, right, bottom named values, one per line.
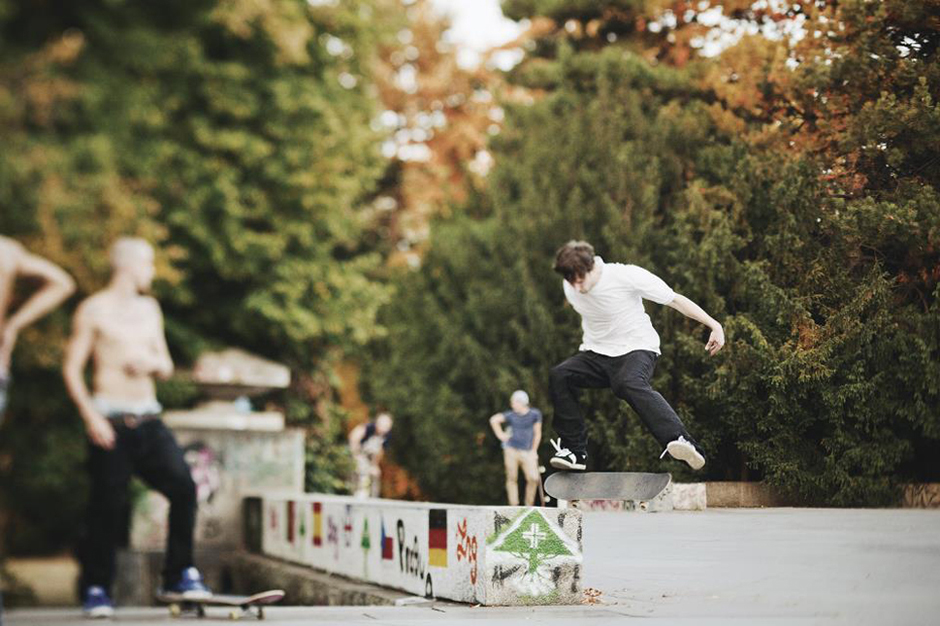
left=455, top=518, right=478, bottom=585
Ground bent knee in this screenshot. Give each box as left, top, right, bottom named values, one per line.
left=166, top=472, right=197, bottom=503
left=550, top=364, right=572, bottom=387
left=612, top=376, right=651, bottom=397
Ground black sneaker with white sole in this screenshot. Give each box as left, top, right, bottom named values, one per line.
left=660, top=436, right=706, bottom=470
left=549, top=438, right=587, bottom=471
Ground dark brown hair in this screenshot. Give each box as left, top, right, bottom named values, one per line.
left=553, top=241, right=595, bottom=282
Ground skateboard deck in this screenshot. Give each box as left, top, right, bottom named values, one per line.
left=544, top=471, right=671, bottom=502
left=156, top=589, right=285, bottom=620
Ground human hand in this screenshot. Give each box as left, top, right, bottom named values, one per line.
left=85, top=412, right=116, bottom=450
left=705, top=325, right=725, bottom=356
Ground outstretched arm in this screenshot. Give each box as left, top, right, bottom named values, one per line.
left=666, top=294, right=725, bottom=356
left=0, top=247, right=76, bottom=372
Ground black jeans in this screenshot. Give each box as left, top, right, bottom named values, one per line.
left=78, top=417, right=197, bottom=593
left=549, top=350, right=699, bottom=455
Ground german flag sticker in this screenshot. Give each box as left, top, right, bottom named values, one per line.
left=429, top=509, right=447, bottom=567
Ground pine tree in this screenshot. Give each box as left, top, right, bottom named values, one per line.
left=365, top=0, right=939, bottom=505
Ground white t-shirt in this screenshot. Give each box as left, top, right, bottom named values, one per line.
left=562, top=256, right=676, bottom=357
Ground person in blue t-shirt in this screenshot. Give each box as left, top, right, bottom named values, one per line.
left=489, top=390, right=542, bottom=506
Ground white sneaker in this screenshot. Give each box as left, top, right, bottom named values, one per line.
left=661, top=436, right=705, bottom=470
left=549, top=438, right=587, bottom=471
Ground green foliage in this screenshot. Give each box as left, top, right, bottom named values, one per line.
left=286, top=394, right=356, bottom=495
left=0, top=0, right=399, bottom=553
left=365, top=3, right=940, bottom=506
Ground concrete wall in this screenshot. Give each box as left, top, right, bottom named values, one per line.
left=131, top=428, right=304, bottom=551
left=260, top=495, right=582, bottom=606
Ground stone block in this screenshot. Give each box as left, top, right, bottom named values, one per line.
left=260, top=495, right=583, bottom=606
left=131, top=428, right=304, bottom=551
left=671, top=483, right=707, bottom=510
left=192, top=348, right=290, bottom=389
left=901, top=484, right=940, bottom=508
left=705, top=482, right=789, bottom=508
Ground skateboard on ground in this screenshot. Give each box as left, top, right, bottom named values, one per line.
left=544, top=471, right=671, bottom=502
left=156, top=589, right=285, bottom=620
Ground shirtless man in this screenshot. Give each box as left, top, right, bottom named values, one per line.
left=63, top=237, right=209, bottom=618
left=0, top=235, right=76, bottom=423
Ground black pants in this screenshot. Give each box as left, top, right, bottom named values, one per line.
left=78, top=418, right=197, bottom=593
left=550, top=350, right=699, bottom=455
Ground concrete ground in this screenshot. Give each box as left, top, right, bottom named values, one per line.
left=7, top=508, right=940, bottom=625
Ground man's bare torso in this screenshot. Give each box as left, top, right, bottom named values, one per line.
left=83, top=291, right=165, bottom=407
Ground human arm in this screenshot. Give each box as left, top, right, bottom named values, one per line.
left=531, top=420, right=542, bottom=453
left=0, top=247, right=76, bottom=372
left=666, top=294, right=725, bottom=356
left=348, top=423, right=366, bottom=455
left=62, top=301, right=115, bottom=450
left=489, top=413, right=510, bottom=442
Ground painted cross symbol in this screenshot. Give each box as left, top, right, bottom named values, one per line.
left=522, top=523, right=546, bottom=549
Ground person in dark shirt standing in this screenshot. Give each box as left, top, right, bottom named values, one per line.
left=348, top=412, right=393, bottom=498
left=489, top=390, right=542, bottom=506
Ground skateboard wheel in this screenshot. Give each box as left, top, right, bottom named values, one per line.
left=197, top=604, right=206, bottom=618
left=169, top=603, right=182, bottom=618
left=229, top=609, right=241, bottom=620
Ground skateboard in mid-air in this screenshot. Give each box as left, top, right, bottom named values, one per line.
left=544, top=471, right=671, bottom=502
left=156, top=589, right=285, bottom=620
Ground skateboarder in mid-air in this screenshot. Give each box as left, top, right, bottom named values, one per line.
left=64, top=238, right=210, bottom=618
left=548, top=241, right=724, bottom=472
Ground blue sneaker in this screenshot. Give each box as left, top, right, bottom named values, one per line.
left=82, top=586, right=114, bottom=619
left=164, top=566, right=212, bottom=599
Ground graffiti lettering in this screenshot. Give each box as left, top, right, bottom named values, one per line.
left=343, top=505, right=353, bottom=548
left=491, top=563, right=522, bottom=587
left=455, top=518, right=478, bottom=585
left=201, top=517, right=224, bottom=541
left=396, top=519, right=426, bottom=580
left=327, top=515, right=339, bottom=560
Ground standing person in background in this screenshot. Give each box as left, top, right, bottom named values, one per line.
left=489, top=390, right=543, bottom=506
left=348, top=412, right=393, bottom=498
left=63, top=237, right=209, bottom=618
left=0, top=235, right=76, bottom=424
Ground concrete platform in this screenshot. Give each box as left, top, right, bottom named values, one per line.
left=8, top=508, right=940, bottom=625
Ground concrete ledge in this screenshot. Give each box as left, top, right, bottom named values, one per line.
left=705, top=482, right=791, bottom=508
left=229, top=551, right=419, bottom=606
left=901, top=484, right=940, bottom=508
left=260, top=495, right=582, bottom=606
